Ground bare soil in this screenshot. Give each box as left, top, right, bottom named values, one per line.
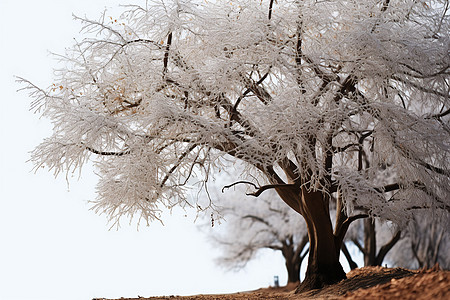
left=95, top=265, right=449, bottom=300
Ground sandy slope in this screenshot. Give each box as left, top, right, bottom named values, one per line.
left=95, top=266, right=450, bottom=300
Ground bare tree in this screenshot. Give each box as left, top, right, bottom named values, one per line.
left=346, top=218, right=401, bottom=267
left=22, top=0, right=450, bottom=292
left=387, top=213, right=450, bottom=270
left=209, top=173, right=309, bottom=284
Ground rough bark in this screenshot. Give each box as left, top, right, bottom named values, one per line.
left=295, top=189, right=347, bottom=293
left=268, top=167, right=347, bottom=292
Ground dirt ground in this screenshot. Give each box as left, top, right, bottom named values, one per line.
left=95, top=265, right=449, bottom=300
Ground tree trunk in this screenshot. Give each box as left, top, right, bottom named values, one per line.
left=361, top=219, right=401, bottom=267
left=285, top=256, right=301, bottom=283
left=295, top=189, right=346, bottom=293
left=364, top=218, right=376, bottom=266
left=281, top=234, right=309, bottom=284
left=281, top=240, right=299, bottom=283
left=341, top=242, right=358, bottom=270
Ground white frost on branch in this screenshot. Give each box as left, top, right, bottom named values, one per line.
left=24, top=0, right=450, bottom=226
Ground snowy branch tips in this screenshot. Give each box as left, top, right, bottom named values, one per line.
left=25, top=0, right=449, bottom=292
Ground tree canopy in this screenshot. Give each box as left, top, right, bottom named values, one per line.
left=23, top=0, right=449, bottom=291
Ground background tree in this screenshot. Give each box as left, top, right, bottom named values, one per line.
left=210, top=186, right=309, bottom=284
left=345, top=218, right=401, bottom=268
left=386, top=213, right=450, bottom=270
left=209, top=173, right=371, bottom=282
left=22, top=0, right=450, bottom=292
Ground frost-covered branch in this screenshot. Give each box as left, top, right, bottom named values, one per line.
left=24, top=0, right=449, bottom=231
left=85, top=145, right=130, bottom=156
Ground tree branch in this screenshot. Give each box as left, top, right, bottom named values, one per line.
left=232, top=71, right=271, bottom=119
left=294, top=20, right=306, bottom=94
left=248, top=184, right=297, bottom=197
left=381, top=0, right=391, bottom=12
left=404, top=204, right=450, bottom=213
left=264, top=166, right=302, bottom=214
left=160, top=144, right=197, bottom=187
left=268, top=0, right=275, bottom=20
left=342, top=242, right=358, bottom=270
left=266, top=245, right=283, bottom=251
left=242, top=215, right=272, bottom=228
left=335, top=214, right=369, bottom=248
left=375, top=230, right=401, bottom=266
left=332, top=143, right=359, bottom=153
left=222, top=180, right=258, bottom=192
left=279, top=157, right=300, bottom=184
left=222, top=181, right=296, bottom=197
left=392, top=75, right=449, bottom=99
left=323, top=134, right=333, bottom=187
left=374, top=181, right=425, bottom=194
left=351, top=238, right=366, bottom=255
left=419, top=161, right=450, bottom=177
left=426, top=108, right=450, bottom=120
left=85, top=145, right=130, bottom=156
left=303, top=56, right=338, bottom=87
left=375, top=183, right=401, bottom=193
left=162, top=32, right=173, bottom=78
left=243, top=76, right=273, bottom=105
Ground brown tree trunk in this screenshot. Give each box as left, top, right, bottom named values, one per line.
left=362, top=220, right=401, bottom=267
left=342, top=242, right=358, bottom=270
left=364, top=218, right=377, bottom=266
left=281, top=241, right=301, bottom=283
left=281, top=236, right=300, bottom=283
left=295, top=189, right=346, bottom=293
left=285, top=255, right=301, bottom=283
left=271, top=172, right=347, bottom=292
left=281, top=234, right=309, bottom=284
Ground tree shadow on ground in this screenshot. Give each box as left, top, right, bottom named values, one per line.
left=298, top=266, right=416, bottom=299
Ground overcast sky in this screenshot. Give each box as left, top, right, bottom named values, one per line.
left=0, top=1, right=294, bottom=299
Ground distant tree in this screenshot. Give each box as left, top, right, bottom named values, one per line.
left=346, top=218, right=401, bottom=267
left=387, top=213, right=450, bottom=270
left=22, top=0, right=450, bottom=292
left=210, top=178, right=309, bottom=284
left=211, top=177, right=362, bottom=281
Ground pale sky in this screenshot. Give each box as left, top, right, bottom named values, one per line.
left=0, top=1, right=359, bottom=299
left=0, top=1, right=290, bottom=299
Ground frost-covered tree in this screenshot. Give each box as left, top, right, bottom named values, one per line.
left=210, top=177, right=360, bottom=282
left=210, top=180, right=309, bottom=284
left=387, top=213, right=450, bottom=270
left=22, top=0, right=450, bottom=292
